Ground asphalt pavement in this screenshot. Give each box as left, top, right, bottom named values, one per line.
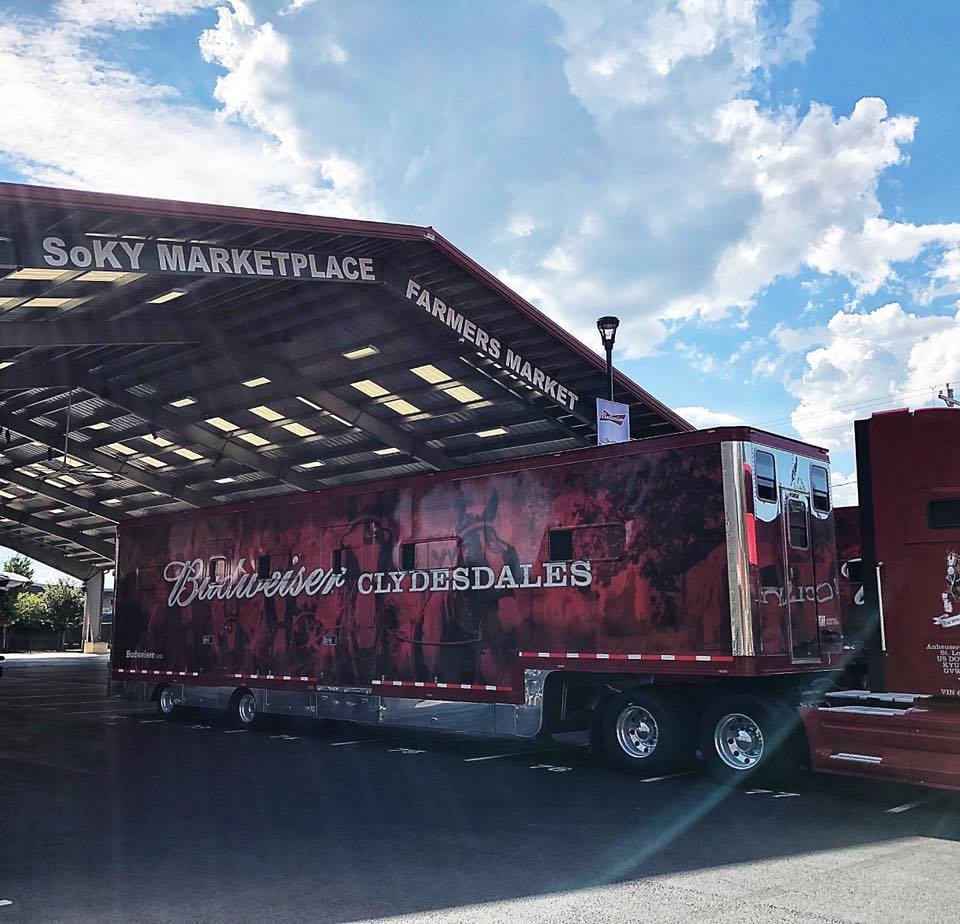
left=1, top=654, right=959, bottom=923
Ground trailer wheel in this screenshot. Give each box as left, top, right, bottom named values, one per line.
left=602, top=690, right=687, bottom=774
left=229, top=689, right=259, bottom=728
left=700, top=694, right=799, bottom=786
left=156, top=685, right=178, bottom=719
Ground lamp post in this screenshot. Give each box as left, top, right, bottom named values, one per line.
left=596, top=315, right=620, bottom=402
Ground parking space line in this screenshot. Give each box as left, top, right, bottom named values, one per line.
left=330, top=739, right=375, bottom=746
left=641, top=771, right=695, bottom=783
left=65, top=708, right=153, bottom=715
left=29, top=700, right=118, bottom=709
left=464, top=747, right=562, bottom=762
left=224, top=729, right=248, bottom=734
left=887, top=799, right=928, bottom=814
left=0, top=692, right=107, bottom=700
left=61, top=709, right=142, bottom=719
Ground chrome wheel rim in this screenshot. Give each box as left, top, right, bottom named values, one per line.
left=714, top=712, right=764, bottom=770
left=615, top=705, right=659, bottom=759
left=238, top=693, right=256, bottom=724
left=159, top=687, right=176, bottom=714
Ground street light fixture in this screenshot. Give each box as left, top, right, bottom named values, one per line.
left=597, top=315, right=620, bottom=402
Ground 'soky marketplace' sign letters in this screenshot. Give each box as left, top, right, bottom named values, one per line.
left=19, top=235, right=378, bottom=283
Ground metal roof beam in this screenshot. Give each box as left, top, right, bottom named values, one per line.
left=0, top=465, right=127, bottom=523
left=199, top=324, right=454, bottom=470
left=0, top=370, right=77, bottom=389
left=0, top=320, right=200, bottom=348
left=0, top=407, right=213, bottom=507
left=61, top=369, right=320, bottom=493
left=0, top=528, right=98, bottom=581
left=3, top=372, right=318, bottom=494
left=0, top=502, right=115, bottom=561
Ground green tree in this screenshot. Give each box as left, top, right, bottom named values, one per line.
left=12, top=591, right=46, bottom=628
left=12, top=581, right=84, bottom=649
left=1, top=555, right=35, bottom=650
left=0, top=589, right=16, bottom=651
left=41, top=580, right=85, bottom=635
left=3, top=555, right=34, bottom=580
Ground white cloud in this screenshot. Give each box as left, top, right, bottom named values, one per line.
left=674, top=406, right=746, bottom=429
left=923, top=246, right=960, bottom=303
left=672, top=97, right=927, bottom=318
left=830, top=471, right=858, bottom=506
left=807, top=216, right=960, bottom=295
left=0, top=9, right=371, bottom=216
left=675, top=341, right=719, bottom=374
left=507, top=215, right=536, bottom=238
left=475, top=4, right=960, bottom=357
left=787, top=303, right=958, bottom=450
left=54, top=0, right=216, bottom=31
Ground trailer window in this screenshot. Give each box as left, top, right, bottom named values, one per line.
left=257, top=555, right=271, bottom=580
left=548, top=524, right=625, bottom=561
left=401, top=538, right=459, bottom=570
left=332, top=548, right=343, bottom=572
left=755, top=451, right=777, bottom=503
left=208, top=557, right=227, bottom=582
left=929, top=498, right=960, bottom=529
left=810, top=464, right=831, bottom=513
left=786, top=498, right=809, bottom=549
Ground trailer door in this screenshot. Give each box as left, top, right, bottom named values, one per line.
left=782, top=490, right=821, bottom=661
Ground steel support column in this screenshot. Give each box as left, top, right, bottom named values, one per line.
left=83, top=570, right=104, bottom=647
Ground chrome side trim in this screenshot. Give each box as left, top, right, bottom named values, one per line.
left=118, top=671, right=552, bottom=739
left=721, top=440, right=755, bottom=657
left=829, top=752, right=883, bottom=764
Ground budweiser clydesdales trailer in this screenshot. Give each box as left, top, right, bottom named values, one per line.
left=112, top=425, right=843, bottom=783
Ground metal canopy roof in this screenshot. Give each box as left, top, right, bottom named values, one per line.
left=0, top=183, right=689, bottom=580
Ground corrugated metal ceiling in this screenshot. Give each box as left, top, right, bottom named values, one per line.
left=0, top=183, right=689, bottom=579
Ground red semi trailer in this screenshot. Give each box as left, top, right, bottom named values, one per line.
left=800, top=408, right=960, bottom=791
left=112, top=426, right=843, bottom=782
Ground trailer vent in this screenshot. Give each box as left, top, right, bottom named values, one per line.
left=929, top=498, right=960, bottom=529
left=400, top=542, right=415, bottom=571
left=548, top=529, right=573, bottom=562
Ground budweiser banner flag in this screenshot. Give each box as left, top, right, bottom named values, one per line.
left=596, top=398, right=630, bottom=445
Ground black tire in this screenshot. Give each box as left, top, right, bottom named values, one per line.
left=699, top=694, right=801, bottom=787
left=601, top=689, right=691, bottom=775
left=228, top=688, right=259, bottom=729
left=156, top=684, right=178, bottom=719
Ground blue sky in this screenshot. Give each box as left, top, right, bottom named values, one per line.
left=1, top=0, right=958, bottom=581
